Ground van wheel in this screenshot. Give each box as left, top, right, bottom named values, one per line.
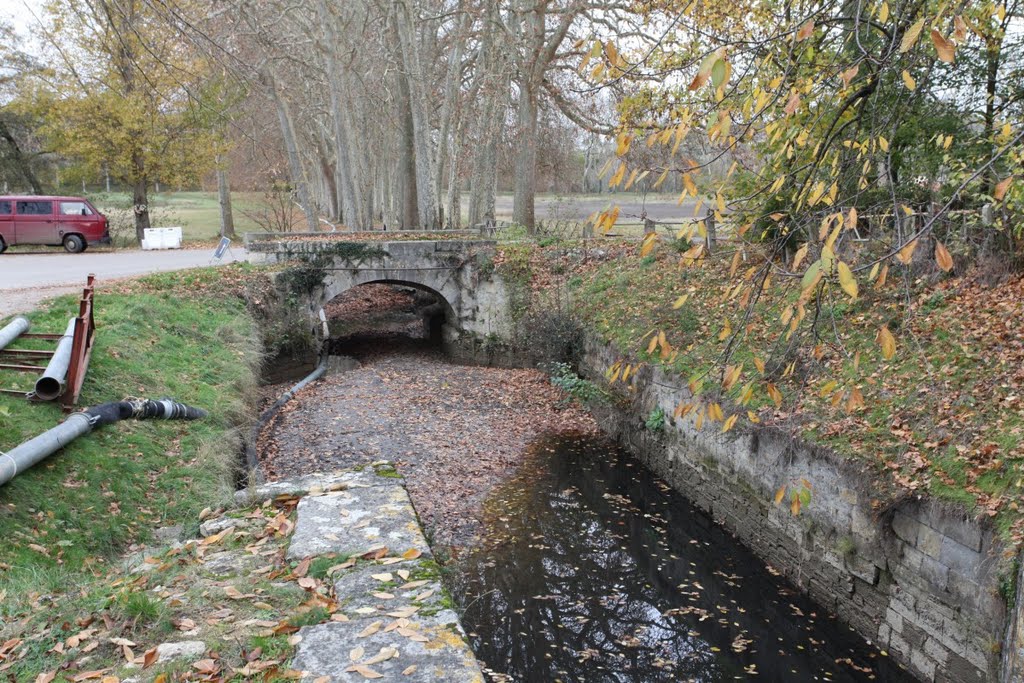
left=63, top=234, right=86, bottom=253
left=0, top=237, right=6, bottom=254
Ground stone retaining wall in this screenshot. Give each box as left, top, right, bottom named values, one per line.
left=580, top=336, right=1013, bottom=683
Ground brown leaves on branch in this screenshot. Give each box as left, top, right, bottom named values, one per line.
left=930, top=29, right=957, bottom=62
left=934, top=241, right=954, bottom=272
left=876, top=326, right=897, bottom=360
left=994, top=176, right=1013, bottom=201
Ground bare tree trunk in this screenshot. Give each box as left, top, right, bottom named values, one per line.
left=435, top=8, right=468, bottom=224
left=384, top=156, right=400, bottom=230
left=264, top=67, right=318, bottom=233
left=392, top=19, right=419, bottom=230
left=132, top=152, right=151, bottom=243
left=446, top=124, right=461, bottom=229
left=512, top=81, right=538, bottom=231
left=394, top=0, right=439, bottom=230
left=983, top=37, right=1001, bottom=197
left=508, top=0, right=581, bottom=233
left=466, top=81, right=495, bottom=227
left=317, top=150, right=338, bottom=221
left=467, top=0, right=503, bottom=227
left=316, top=0, right=367, bottom=228
left=216, top=156, right=235, bottom=238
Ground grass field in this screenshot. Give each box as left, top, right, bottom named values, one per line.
left=80, top=190, right=699, bottom=244
left=88, top=191, right=266, bottom=244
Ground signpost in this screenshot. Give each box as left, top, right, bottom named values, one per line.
left=211, top=236, right=233, bottom=264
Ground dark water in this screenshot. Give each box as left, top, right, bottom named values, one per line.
left=456, top=433, right=916, bottom=683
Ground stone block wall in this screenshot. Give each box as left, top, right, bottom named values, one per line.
left=580, top=336, right=1013, bottom=683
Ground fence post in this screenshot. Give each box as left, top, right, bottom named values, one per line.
left=705, top=208, right=717, bottom=254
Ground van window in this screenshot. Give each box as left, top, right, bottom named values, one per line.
left=16, top=200, right=53, bottom=216
left=0, top=201, right=10, bottom=215
left=61, top=201, right=93, bottom=216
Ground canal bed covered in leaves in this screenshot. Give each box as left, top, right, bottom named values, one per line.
left=455, top=433, right=915, bottom=683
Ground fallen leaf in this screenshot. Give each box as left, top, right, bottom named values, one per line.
left=356, top=621, right=382, bottom=638
left=363, top=647, right=398, bottom=665
left=173, top=617, right=196, bottom=631
left=360, top=547, right=388, bottom=560
left=192, top=659, right=219, bottom=674
left=292, top=557, right=311, bottom=578
left=344, top=664, right=384, bottom=679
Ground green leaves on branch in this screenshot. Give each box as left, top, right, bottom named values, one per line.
left=689, top=49, right=730, bottom=91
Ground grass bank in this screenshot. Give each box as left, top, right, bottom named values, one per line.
left=498, top=236, right=1024, bottom=543
left=0, top=265, right=268, bottom=619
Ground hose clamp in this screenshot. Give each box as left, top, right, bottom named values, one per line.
left=0, top=450, right=16, bottom=475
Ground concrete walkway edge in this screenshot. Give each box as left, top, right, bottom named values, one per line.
left=239, top=466, right=484, bottom=682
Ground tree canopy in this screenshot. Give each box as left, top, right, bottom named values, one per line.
left=14, top=0, right=222, bottom=240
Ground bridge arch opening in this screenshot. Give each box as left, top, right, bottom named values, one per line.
left=322, top=280, right=454, bottom=356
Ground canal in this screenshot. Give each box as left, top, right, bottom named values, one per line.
left=455, top=433, right=915, bottom=682
left=264, top=283, right=917, bottom=682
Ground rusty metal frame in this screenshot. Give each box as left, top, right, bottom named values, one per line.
left=60, top=274, right=96, bottom=410
left=0, top=275, right=96, bottom=408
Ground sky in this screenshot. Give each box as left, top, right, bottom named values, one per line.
left=0, top=0, right=45, bottom=40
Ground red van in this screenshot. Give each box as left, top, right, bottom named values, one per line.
left=0, top=196, right=111, bottom=254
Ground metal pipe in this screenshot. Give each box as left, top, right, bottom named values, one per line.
left=0, top=399, right=208, bottom=486
left=35, top=318, right=76, bottom=401
left=244, top=339, right=329, bottom=479
left=0, top=317, right=30, bottom=351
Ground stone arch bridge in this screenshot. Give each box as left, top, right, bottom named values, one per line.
left=246, top=238, right=514, bottom=354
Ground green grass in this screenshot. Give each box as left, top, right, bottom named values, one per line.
left=0, top=267, right=262, bottom=612
left=88, top=190, right=265, bottom=243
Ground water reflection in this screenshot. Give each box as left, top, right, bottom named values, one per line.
left=455, top=433, right=915, bottom=683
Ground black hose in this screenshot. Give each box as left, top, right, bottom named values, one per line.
left=84, top=398, right=208, bottom=426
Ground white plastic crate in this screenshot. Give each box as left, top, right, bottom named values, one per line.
left=141, top=226, right=183, bottom=250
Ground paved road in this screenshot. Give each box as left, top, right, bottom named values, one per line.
left=0, top=248, right=239, bottom=318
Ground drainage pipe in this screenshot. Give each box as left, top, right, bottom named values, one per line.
left=244, top=311, right=331, bottom=480
left=34, top=318, right=76, bottom=401
left=244, top=350, right=328, bottom=479
left=0, top=398, right=207, bottom=486
left=0, top=316, right=30, bottom=351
